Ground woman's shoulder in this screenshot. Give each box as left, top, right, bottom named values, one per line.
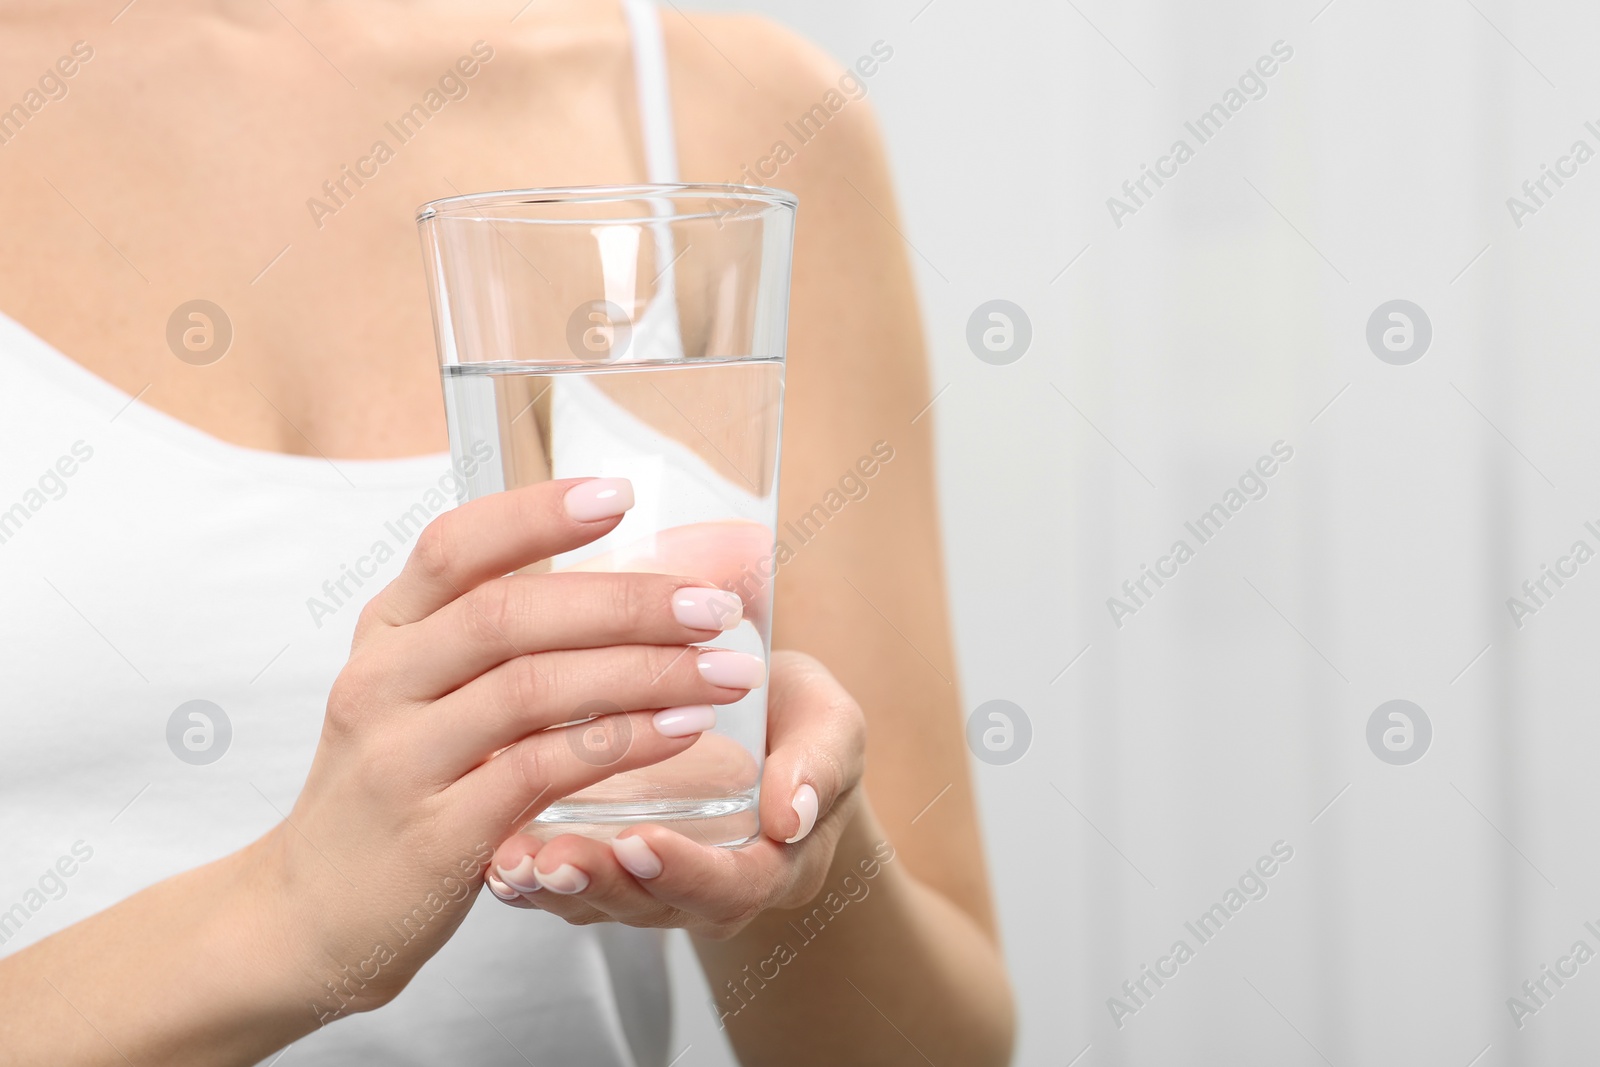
left=669, top=11, right=863, bottom=95
left=661, top=10, right=897, bottom=188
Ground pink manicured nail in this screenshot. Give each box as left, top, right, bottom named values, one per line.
left=653, top=705, right=716, bottom=737
left=535, top=863, right=590, bottom=894
left=563, top=478, right=634, bottom=522
left=672, top=587, right=744, bottom=631
left=486, top=873, right=521, bottom=901
left=612, top=835, right=663, bottom=879
left=496, top=856, right=542, bottom=894
left=785, top=784, right=819, bottom=844
left=696, top=649, right=766, bottom=689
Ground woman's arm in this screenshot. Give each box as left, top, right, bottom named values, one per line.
left=0, top=845, right=318, bottom=1066
left=0, top=481, right=761, bottom=1065
left=483, top=654, right=1015, bottom=1066
left=475, top=19, right=1016, bottom=1060
left=478, top=31, right=1017, bottom=1051
left=695, top=745, right=1015, bottom=1067
left=675, top=14, right=1016, bottom=1065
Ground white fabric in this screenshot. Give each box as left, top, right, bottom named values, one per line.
left=0, top=2, right=685, bottom=1063
left=622, top=0, right=687, bottom=367
left=622, top=0, right=680, bottom=187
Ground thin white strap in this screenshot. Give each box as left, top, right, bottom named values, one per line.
left=622, top=0, right=680, bottom=185
left=619, top=0, right=685, bottom=363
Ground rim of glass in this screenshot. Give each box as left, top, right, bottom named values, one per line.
left=416, top=183, right=797, bottom=225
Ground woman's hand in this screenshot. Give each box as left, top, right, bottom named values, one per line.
left=247, top=477, right=765, bottom=1020
left=482, top=651, right=867, bottom=940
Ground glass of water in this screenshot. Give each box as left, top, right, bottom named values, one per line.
left=416, top=185, right=796, bottom=848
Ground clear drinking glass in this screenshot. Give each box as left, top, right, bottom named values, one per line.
left=416, top=185, right=796, bottom=847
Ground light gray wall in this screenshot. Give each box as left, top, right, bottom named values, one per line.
left=671, top=2, right=1600, bottom=1065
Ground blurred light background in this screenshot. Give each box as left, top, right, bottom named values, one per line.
left=671, top=1, right=1600, bottom=1064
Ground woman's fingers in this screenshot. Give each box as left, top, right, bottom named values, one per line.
left=484, top=834, right=547, bottom=909
left=489, top=834, right=676, bottom=927
left=386, top=571, right=746, bottom=699
left=360, top=477, right=635, bottom=631
left=490, top=831, right=744, bottom=932
left=607, top=827, right=793, bottom=931
left=476, top=650, right=870, bottom=936
left=758, top=651, right=867, bottom=845
left=485, top=825, right=843, bottom=937
left=450, top=709, right=715, bottom=832
left=417, top=644, right=763, bottom=778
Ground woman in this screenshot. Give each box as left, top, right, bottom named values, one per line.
left=0, top=1, right=1013, bottom=1063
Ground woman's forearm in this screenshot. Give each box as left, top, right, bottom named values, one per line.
left=695, top=799, right=1015, bottom=1067
left=0, top=835, right=317, bottom=1067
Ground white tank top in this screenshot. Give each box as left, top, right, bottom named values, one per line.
left=0, top=3, right=681, bottom=1063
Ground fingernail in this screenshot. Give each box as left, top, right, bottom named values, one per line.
left=785, top=783, right=819, bottom=844
left=653, top=704, right=716, bottom=737
left=535, top=863, right=590, bottom=894
left=496, top=856, right=542, bottom=894
left=696, top=649, right=766, bottom=689
left=564, top=478, right=634, bottom=522
left=612, top=835, right=663, bottom=879
left=672, top=586, right=744, bottom=631
left=486, top=873, right=522, bottom=901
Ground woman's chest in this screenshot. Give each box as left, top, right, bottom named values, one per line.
left=0, top=16, right=643, bottom=458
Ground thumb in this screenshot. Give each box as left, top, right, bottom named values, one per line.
left=759, top=651, right=866, bottom=845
